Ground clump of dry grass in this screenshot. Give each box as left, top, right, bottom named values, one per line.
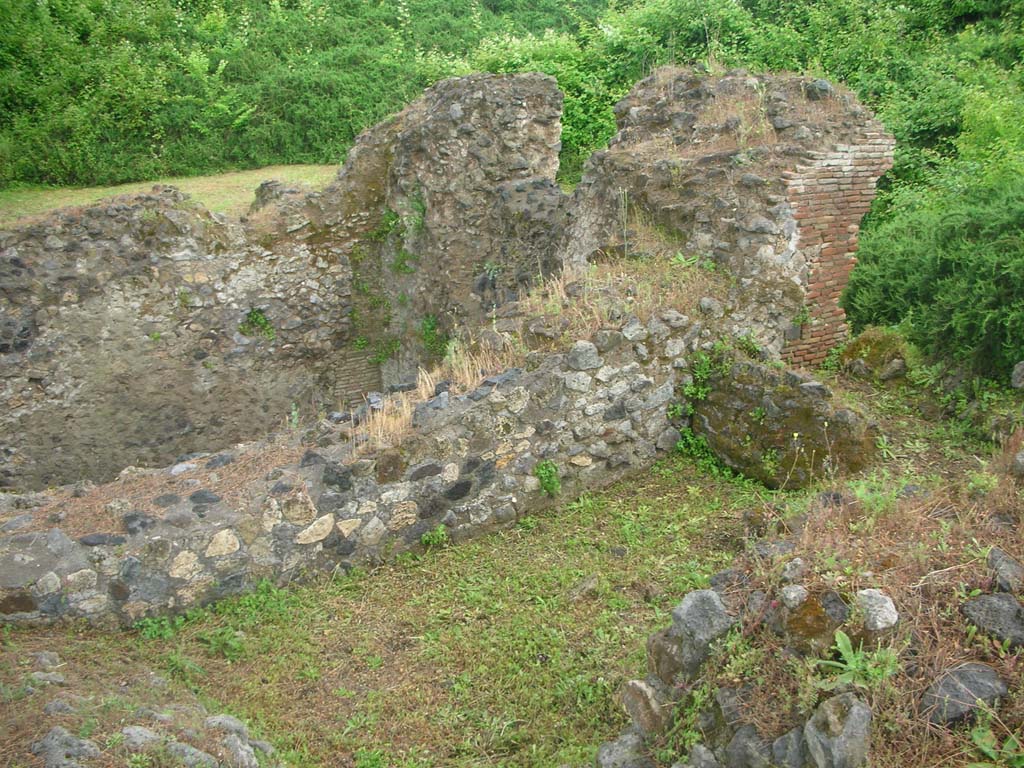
left=517, top=230, right=727, bottom=351
left=345, top=343, right=521, bottom=456
left=347, top=392, right=415, bottom=456
left=433, top=338, right=520, bottom=394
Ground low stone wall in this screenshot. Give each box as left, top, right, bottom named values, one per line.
left=0, top=308, right=873, bottom=627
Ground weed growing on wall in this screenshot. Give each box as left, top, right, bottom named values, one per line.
left=238, top=308, right=275, bottom=341
left=533, top=459, right=561, bottom=496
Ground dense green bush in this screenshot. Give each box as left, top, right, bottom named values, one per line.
left=0, top=0, right=599, bottom=186
left=845, top=75, right=1024, bottom=377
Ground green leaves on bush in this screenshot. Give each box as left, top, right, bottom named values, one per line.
left=845, top=163, right=1024, bottom=378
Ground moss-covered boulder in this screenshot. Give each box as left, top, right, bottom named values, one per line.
left=692, top=358, right=876, bottom=489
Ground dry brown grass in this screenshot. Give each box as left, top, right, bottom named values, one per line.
left=344, top=344, right=520, bottom=457
left=348, top=393, right=416, bottom=456
left=17, top=440, right=306, bottom=537
left=516, top=238, right=727, bottom=351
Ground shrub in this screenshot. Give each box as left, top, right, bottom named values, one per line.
left=845, top=165, right=1024, bottom=378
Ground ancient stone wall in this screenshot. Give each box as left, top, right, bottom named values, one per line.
left=0, top=67, right=891, bottom=627
left=0, top=74, right=567, bottom=492
left=781, top=133, right=896, bottom=366
left=562, top=69, right=894, bottom=360
left=0, top=306, right=874, bottom=626
left=0, top=188, right=381, bottom=491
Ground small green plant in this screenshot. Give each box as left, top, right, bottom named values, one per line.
left=238, top=308, right=275, bottom=341
left=750, top=406, right=767, bottom=424
left=390, top=249, right=417, bottom=274
left=197, top=626, right=246, bottom=661
left=793, top=304, right=811, bottom=326
left=676, top=427, right=737, bottom=480
left=78, top=717, right=98, bottom=738
left=354, top=748, right=388, bottom=768
left=408, top=194, right=426, bottom=232
left=683, top=352, right=714, bottom=402
left=177, top=288, right=193, bottom=309
left=369, top=209, right=400, bottom=242
left=135, top=615, right=187, bottom=640
left=369, top=338, right=400, bottom=365
left=666, top=402, right=687, bottom=420
left=289, top=402, right=300, bottom=430
left=533, top=460, right=561, bottom=497
left=104, top=732, right=126, bottom=748
left=127, top=754, right=155, bottom=768
left=148, top=331, right=161, bottom=341
left=672, top=251, right=699, bottom=268
left=820, top=343, right=846, bottom=372
left=735, top=333, right=761, bottom=358
left=968, top=711, right=1024, bottom=767
left=420, top=524, right=450, bottom=549
left=419, top=315, right=450, bottom=358
left=968, top=468, right=999, bottom=497
left=297, top=663, right=322, bottom=681
left=353, top=336, right=369, bottom=350
left=761, top=447, right=780, bottom=477
left=816, top=630, right=900, bottom=691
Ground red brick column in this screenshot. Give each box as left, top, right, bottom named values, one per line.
left=782, top=131, right=895, bottom=366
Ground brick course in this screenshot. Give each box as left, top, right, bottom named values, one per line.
left=782, top=131, right=895, bottom=366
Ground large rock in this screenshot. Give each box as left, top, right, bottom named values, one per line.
left=804, top=693, right=871, bottom=768
left=920, top=663, right=1007, bottom=724
left=31, top=726, right=100, bottom=767
left=962, top=593, right=1024, bottom=648
left=620, top=679, right=673, bottom=735
left=692, top=358, right=876, bottom=488
left=596, top=731, right=656, bottom=768
left=668, top=589, right=736, bottom=679
left=989, top=547, right=1024, bottom=593
left=855, top=589, right=898, bottom=631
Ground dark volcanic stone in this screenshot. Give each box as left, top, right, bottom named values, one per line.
left=989, top=547, right=1024, bottom=594
left=409, top=463, right=442, bottom=481
left=205, top=454, right=234, bottom=469
left=121, top=512, right=155, bottom=535
left=188, top=489, right=221, bottom=505
left=921, top=663, right=1008, bottom=724
left=444, top=480, right=473, bottom=501
left=153, top=493, right=181, bottom=507
left=323, top=463, right=353, bottom=492
left=79, top=532, right=126, bottom=546
left=299, top=451, right=326, bottom=467
left=962, top=593, right=1024, bottom=648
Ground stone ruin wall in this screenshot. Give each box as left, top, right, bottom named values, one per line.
left=782, top=131, right=896, bottom=366
left=0, top=67, right=894, bottom=627
left=0, top=307, right=877, bottom=626
left=562, top=69, right=894, bottom=362
left=0, top=73, right=566, bottom=492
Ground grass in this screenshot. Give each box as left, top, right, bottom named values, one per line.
left=0, top=164, right=337, bottom=227
left=0, top=455, right=755, bottom=767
